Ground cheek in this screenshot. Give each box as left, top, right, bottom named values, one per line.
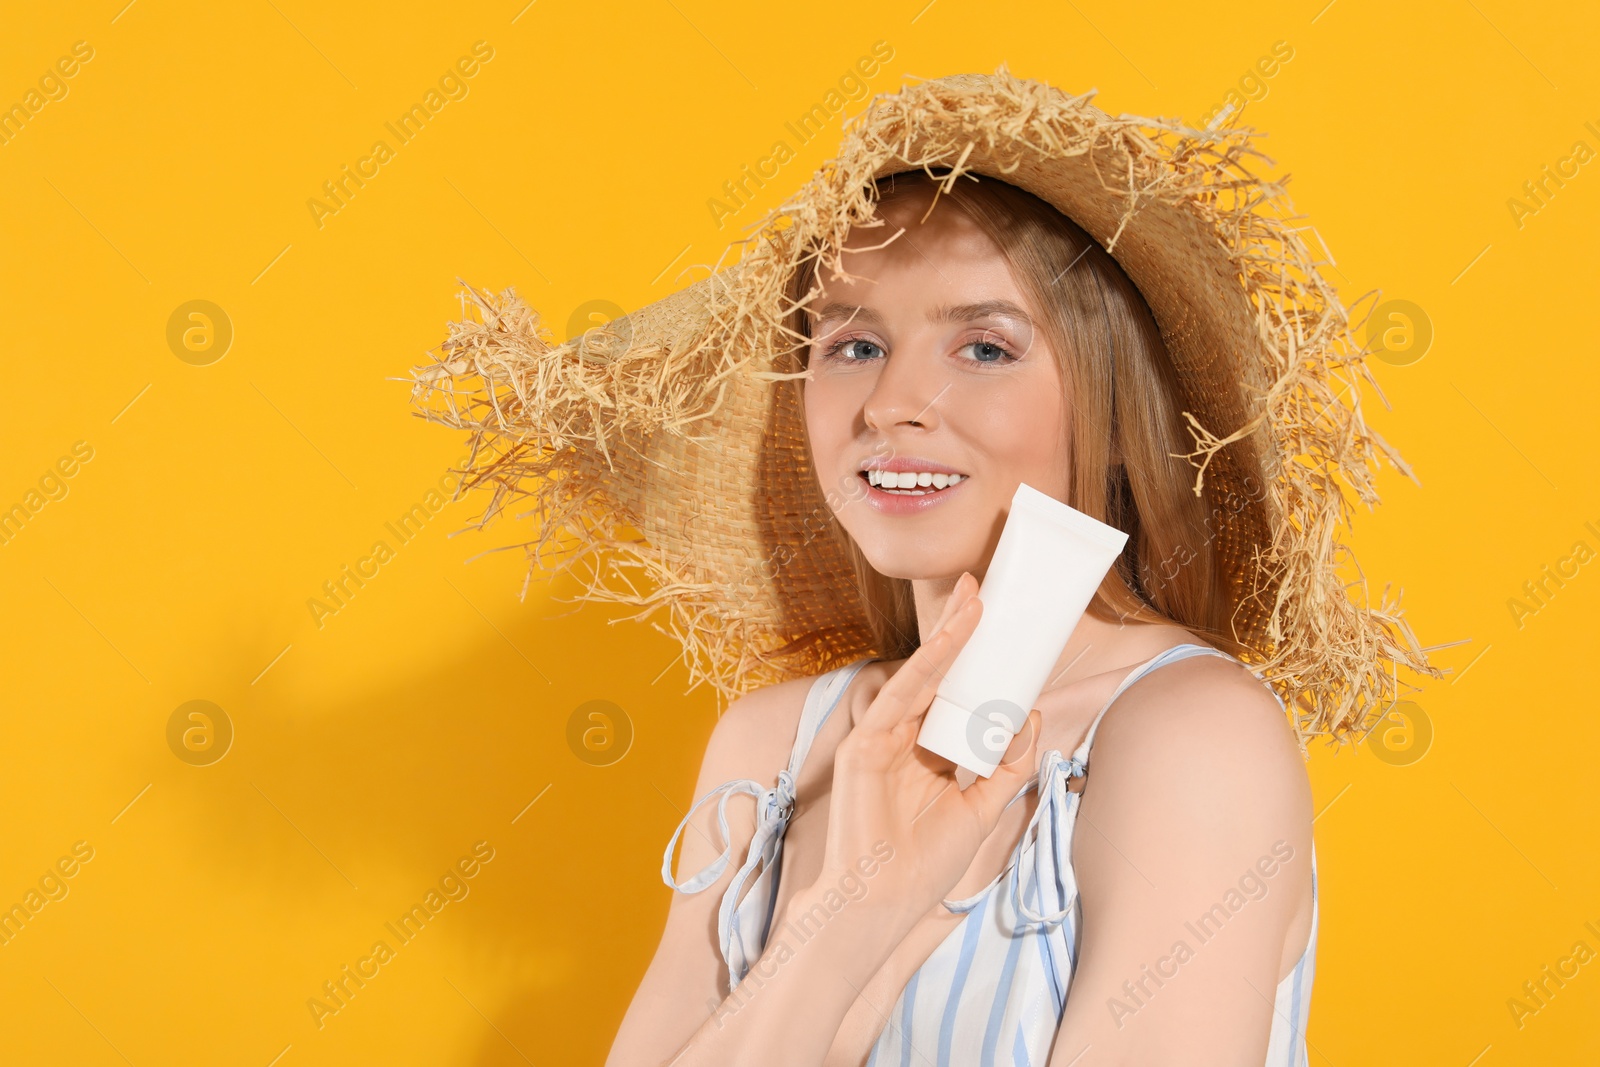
left=804, top=379, right=884, bottom=509
left=981, top=380, right=1068, bottom=470
left=803, top=384, right=849, bottom=477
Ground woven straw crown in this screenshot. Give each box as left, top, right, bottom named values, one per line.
left=408, top=66, right=1442, bottom=748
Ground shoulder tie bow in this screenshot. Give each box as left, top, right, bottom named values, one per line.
left=938, top=748, right=1087, bottom=927
left=661, top=767, right=799, bottom=988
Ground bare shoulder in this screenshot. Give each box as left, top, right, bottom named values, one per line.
left=1073, top=649, right=1314, bottom=908
left=661, top=673, right=818, bottom=900
left=1088, top=650, right=1309, bottom=797
left=1113, top=652, right=1299, bottom=742
left=698, top=674, right=817, bottom=779
left=675, top=673, right=820, bottom=846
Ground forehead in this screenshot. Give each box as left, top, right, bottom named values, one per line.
left=805, top=193, right=1022, bottom=320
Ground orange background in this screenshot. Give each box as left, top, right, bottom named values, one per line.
left=1, top=1, right=1595, bottom=1063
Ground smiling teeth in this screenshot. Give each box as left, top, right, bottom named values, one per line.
left=866, top=470, right=964, bottom=490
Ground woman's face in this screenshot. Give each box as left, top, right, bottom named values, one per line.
left=803, top=189, right=1072, bottom=582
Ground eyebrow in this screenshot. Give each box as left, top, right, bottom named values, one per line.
left=809, top=299, right=1033, bottom=328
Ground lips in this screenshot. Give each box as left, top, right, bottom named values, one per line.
left=859, top=455, right=965, bottom=476
left=856, top=468, right=969, bottom=514
left=854, top=454, right=970, bottom=513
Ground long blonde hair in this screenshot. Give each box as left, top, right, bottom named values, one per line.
left=784, top=169, right=1265, bottom=661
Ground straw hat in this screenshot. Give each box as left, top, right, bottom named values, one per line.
left=407, top=66, right=1443, bottom=747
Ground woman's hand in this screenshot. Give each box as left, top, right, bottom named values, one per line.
left=817, top=571, right=1042, bottom=928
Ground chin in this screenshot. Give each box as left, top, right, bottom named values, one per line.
left=854, top=543, right=979, bottom=583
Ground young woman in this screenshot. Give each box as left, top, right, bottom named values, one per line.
left=613, top=171, right=1314, bottom=1066
left=410, top=69, right=1437, bottom=1067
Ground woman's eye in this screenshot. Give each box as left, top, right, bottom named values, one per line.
left=961, top=340, right=1015, bottom=364
left=828, top=339, right=883, bottom=361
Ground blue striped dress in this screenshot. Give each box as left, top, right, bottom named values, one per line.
left=662, top=643, right=1318, bottom=1065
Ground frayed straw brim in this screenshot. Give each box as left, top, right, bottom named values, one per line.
left=407, top=65, right=1444, bottom=747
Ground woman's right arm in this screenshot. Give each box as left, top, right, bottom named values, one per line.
left=605, top=682, right=917, bottom=1067
left=611, top=577, right=1016, bottom=1065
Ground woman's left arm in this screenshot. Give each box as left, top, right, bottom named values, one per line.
left=1048, top=655, right=1316, bottom=1067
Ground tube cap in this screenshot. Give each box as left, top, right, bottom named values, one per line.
left=917, top=695, right=1001, bottom=778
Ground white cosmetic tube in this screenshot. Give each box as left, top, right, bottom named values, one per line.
left=916, top=482, right=1130, bottom=777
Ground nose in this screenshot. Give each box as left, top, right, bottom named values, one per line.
left=861, top=343, right=948, bottom=432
